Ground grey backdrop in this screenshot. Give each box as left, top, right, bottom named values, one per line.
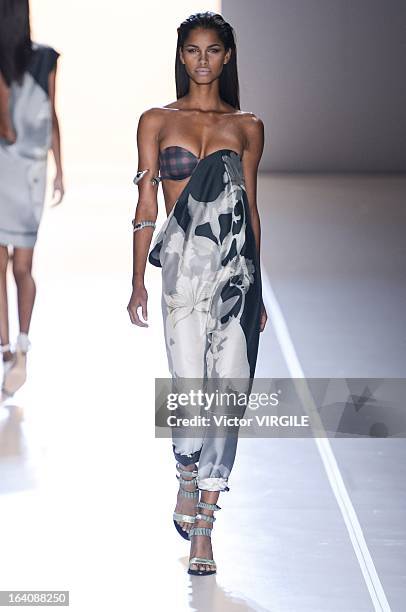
left=223, top=0, right=406, bottom=172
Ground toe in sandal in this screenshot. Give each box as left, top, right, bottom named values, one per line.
left=173, top=463, right=199, bottom=541
left=188, top=501, right=221, bottom=576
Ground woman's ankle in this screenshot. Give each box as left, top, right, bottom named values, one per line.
left=1, top=343, right=13, bottom=361
left=16, top=332, right=31, bottom=353
left=177, top=461, right=197, bottom=472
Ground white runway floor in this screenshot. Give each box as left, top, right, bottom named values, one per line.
left=0, top=167, right=405, bottom=611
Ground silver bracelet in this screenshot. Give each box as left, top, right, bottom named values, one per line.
left=132, top=219, right=156, bottom=233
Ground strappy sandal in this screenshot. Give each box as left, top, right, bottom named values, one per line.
left=188, top=501, right=221, bottom=576
left=173, top=462, right=199, bottom=541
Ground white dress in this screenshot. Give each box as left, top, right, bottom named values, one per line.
left=0, top=42, right=60, bottom=248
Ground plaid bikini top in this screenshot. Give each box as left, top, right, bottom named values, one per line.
left=159, top=145, right=200, bottom=181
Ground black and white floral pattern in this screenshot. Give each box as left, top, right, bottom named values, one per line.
left=149, top=149, right=263, bottom=491
left=149, top=149, right=262, bottom=380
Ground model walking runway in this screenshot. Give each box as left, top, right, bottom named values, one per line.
left=127, top=10, right=268, bottom=576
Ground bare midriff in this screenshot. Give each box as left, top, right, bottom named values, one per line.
left=161, top=176, right=194, bottom=217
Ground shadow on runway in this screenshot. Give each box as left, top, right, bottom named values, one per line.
left=177, top=555, right=271, bottom=612
left=0, top=404, right=37, bottom=495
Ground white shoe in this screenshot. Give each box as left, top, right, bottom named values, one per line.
left=1, top=334, right=31, bottom=397
left=1, top=343, right=15, bottom=400
left=3, top=358, right=15, bottom=376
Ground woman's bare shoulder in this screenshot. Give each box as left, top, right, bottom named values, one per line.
left=238, top=110, right=264, bottom=124
left=239, top=111, right=264, bottom=139
left=137, top=108, right=172, bottom=142
left=138, top=104, right=183, bottom=126
left=139, top=106, right=166, bottom=120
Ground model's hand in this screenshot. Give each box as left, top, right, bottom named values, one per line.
left=51, top=173, right=64, bottom=206
left=128, top=284, right=149, bottom=327
left=259, top=299, right=268, bottom=332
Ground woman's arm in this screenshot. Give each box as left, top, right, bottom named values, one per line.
left=127, top=108, right=161, bottom=328
left=241, top=113, right=264, bottom=257
left=48, top=66, right=64, bottom=204
left=0, top=71, right=17, bottom=143
left=241, top=113, right=268, bottom=331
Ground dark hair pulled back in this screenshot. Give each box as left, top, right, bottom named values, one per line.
left=175, top=11, right=240, bottom=110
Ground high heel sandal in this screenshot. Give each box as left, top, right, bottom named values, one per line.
left=173, top=462, right=199, bottom=541
left=188, top=501, right=221, bottom=576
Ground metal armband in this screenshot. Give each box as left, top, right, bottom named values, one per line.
left=133, top=168, right=162, bottom=187
left=131, top=169, right=159, bottom=232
